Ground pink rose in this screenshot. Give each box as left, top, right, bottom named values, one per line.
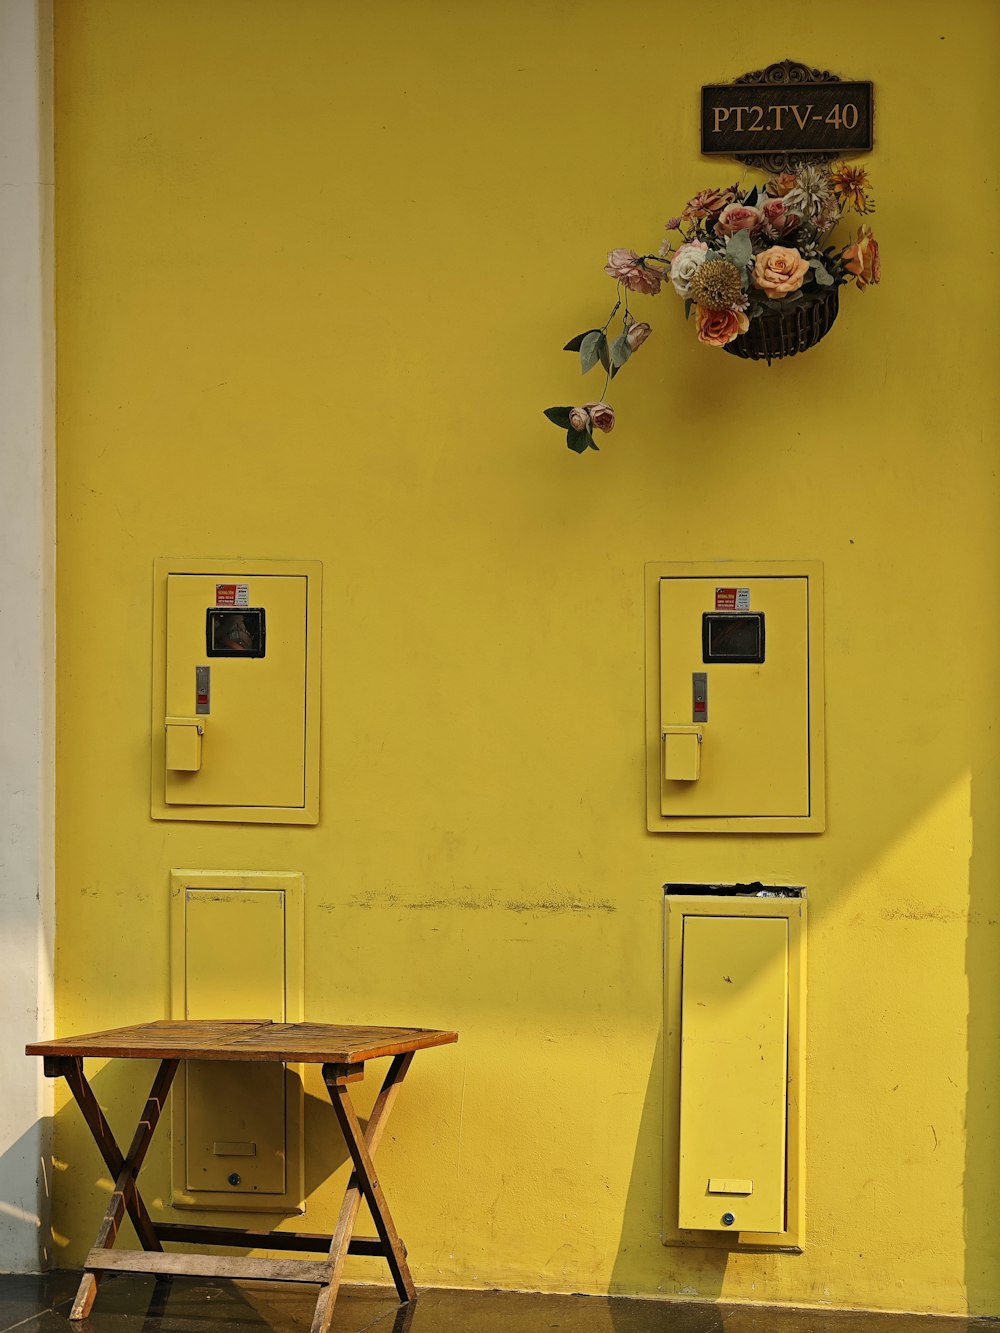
left=584, top=402, right=616, bottom=433
left=604, top=248, right=663, bottom=295
left=626, top=321, right=652, bottom=350
left=714, top=203, right=763, bottom=238
left=568, top=406, right=590, bottom=433
left=694, top=305, right=749, bottom=348
left=843, top=225, right=881, bottom=289
left=752, top=246, right=810, bottom=298
left=760, top=197, right=799, bottom=236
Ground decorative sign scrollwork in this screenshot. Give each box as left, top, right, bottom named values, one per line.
left=702, top=60, right=874, bottom=172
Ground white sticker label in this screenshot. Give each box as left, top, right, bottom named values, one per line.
left=735, top=586, right=751, bottom=611
left=215, top=583, right=250, bottom=607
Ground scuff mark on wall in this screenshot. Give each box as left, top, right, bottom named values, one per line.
left=338, top=888, right=616, bottom=914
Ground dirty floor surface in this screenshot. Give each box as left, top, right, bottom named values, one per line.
left=0, top=1273, right=994, bottom=1332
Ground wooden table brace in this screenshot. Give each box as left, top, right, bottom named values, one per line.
left=43, top=1056, right=180, bottom=1320
left=310, top=1052, right=416, bottom=1333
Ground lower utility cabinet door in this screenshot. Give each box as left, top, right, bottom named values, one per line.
left=185, top=889, right=286, bottom=1197
left=678, top=915, right=788, bottom=1233
left=170, top=873, right=305, bottom=1214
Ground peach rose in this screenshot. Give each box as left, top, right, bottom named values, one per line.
left=752, top=246, right=810, bottom=298
left=714, top=203, right=763, bottom=238
left=844, top=225, right=881, bottom=289
left=695, top=305, right=750, bottom=348
left=568, top=406, right=590, bottom=433
left=766, top=172, right=798, bottom=198
left=584, top=402, right=616, bottom=433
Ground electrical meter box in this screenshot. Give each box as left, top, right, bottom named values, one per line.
left=662, top=888, right=806, bottom=1251
left=645, top=562, right=824, bottom=833
left=151, top=558, right=321, bottom=824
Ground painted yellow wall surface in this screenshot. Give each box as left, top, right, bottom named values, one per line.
left=52, top=0, right=999, bottom=1316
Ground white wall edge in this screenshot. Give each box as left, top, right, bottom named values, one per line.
left=0, top=0, right=56, bottom=1274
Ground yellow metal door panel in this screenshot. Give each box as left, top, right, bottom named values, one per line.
left=164, top=573, right=307, bottom=808
left=186, top=1061, right=286, bottom=1195
left=184, top=888, right=285, bottom=1018
left=183, top=889, right=287, bottom=1197
left=659, top=577, right=809, bottom=817
left=678, top=915, right=788, bottom=1233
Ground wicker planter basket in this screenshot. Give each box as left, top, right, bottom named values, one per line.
left=724, top=285, right=840, bottom=363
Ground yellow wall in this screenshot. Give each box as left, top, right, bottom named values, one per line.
left=53, top=0, right=999, bottom=1316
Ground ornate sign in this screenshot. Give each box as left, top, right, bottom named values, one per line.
left=702, top=60, right=873, bottom=171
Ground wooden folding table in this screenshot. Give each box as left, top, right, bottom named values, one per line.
left=27, top=1019, right=458, bottom=1332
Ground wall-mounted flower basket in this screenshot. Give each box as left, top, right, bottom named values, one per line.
left=545, top=161, right=879, bottom=452
left=724, top=285, right=839, bottom=363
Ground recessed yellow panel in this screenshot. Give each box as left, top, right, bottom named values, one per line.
left=660, top=577, right=808, bottom=818
left=679, top=914, right=788, bottom=1233
left=170, top=872, right=305, bottom=1214
left=151, top=558, right=321, bottom=824
left=165, top=574, right=305, bottom=808
left=184, top=888, right=286, bottom=1018
left=646, top=562, right=824, bottom=833
left=663, top=893, right=806, bottom=1251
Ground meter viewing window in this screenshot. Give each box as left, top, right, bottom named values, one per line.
left=702, top=612, right=765, bottom=664
left=206, top=608, right=266, bottom=658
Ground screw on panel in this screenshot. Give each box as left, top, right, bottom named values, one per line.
left=722, top=1212, right=736, bottom=1226
left=228, top=1172, right=241, bottom=1187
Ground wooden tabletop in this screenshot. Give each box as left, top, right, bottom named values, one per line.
left=26, top=1019, right=458, bottom=1064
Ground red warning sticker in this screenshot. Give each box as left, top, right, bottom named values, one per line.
left=715, top=587, right=750, bottom=611
left=215, top=583, right=250, bottom=608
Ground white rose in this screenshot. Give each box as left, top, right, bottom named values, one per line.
left=669, top=241, right=709, bottom=297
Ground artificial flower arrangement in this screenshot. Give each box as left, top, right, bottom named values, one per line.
left=544, top=161, right=879, bottom=453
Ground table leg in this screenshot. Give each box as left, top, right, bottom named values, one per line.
left=54, top=1057, right=178, bottom=1321
left=310, top=1053, right=415, bottom=1333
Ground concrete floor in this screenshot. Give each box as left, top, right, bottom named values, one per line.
left=0, top=1274, right=996, bottom=1333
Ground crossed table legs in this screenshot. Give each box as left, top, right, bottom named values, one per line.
left=46, top=1052, right=418, bottom=1332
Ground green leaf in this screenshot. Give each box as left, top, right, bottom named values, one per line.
left=597, top=333, right=611, bottom=374
left=563, top=329, right=600, bottom=353
left=684, top=299, right=693, bottom=321
left=610, top=333, right=632, bottom=369
left=566, top=426, right=597, bottom=454
left=810, top=259, right=834, bottom=286
left=743, top=186, right=759, bottom=208
left=543, top=406, right=574, bottom=429
left=580, top=330, right=603, bottom=375
left=725, top=230, right=753, bottom=268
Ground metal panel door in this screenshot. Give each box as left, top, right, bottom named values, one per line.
left=659, top=576, right=810, bottom=817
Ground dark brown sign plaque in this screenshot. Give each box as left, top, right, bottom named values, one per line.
left=701, top=61, right=873, bottom=169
